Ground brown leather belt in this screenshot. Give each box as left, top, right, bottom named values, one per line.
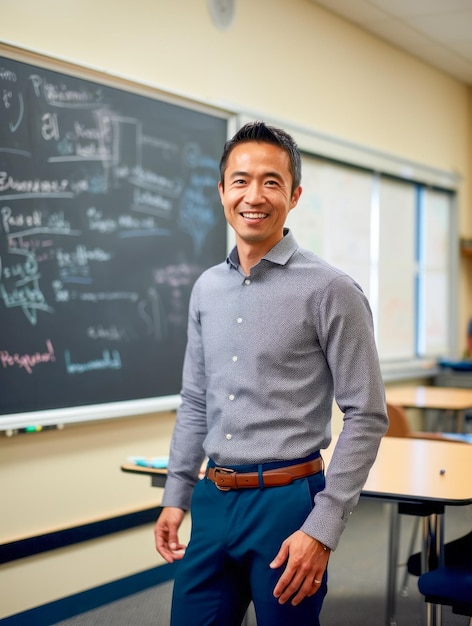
left=206, top=456, right=323, bottom=491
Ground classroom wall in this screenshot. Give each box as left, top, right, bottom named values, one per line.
left=1, top=0, right=471, bottom=618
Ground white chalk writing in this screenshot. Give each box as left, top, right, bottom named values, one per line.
left=0, top=249, right=53, bottom=324
left=29, top=74, right=101, bottom=107
left=0, top=171, right=69, bottom=195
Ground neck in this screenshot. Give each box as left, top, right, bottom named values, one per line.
left=236, top=237, right=280, bottom=276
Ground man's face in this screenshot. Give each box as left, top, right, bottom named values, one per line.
left=218, top=141, right=302, bottom=251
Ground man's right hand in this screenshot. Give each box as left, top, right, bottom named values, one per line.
left=154, top=506, right=187, bottom=563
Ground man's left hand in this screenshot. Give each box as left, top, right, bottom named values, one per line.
left=270, top=531, right=331, bottom=606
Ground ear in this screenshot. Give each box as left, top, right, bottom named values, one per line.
left=289, top=185, right=302, bottom=210
left=218, top=181, right=224, bottom=205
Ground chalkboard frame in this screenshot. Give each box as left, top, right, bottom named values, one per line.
left=0, top=44, right=234, bottom=431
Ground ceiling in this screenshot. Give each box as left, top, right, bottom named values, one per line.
left=309, top=0, right=472, bottom=84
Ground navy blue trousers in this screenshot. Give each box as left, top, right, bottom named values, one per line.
left=170, top=464, right=327, bottom=626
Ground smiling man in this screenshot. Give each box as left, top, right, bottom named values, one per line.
left=154, top=121, right=388, bottom=626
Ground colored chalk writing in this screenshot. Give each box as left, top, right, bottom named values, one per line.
left=0, top=51, right=227, bottom=425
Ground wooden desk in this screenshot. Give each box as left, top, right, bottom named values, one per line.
left=386, top=385, right=472, bottom=432
left=121, top=463, right=167, bottom=488
left=122, top=435, right=472, bottom=504
left=349, top=437, right=472, bottom=626
left=122, top=437, right=472, bottom=626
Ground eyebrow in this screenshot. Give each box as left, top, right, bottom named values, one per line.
left=228, top=170, right=285, bottom=182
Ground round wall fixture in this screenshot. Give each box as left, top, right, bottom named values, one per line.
left=208, top=0, right=235, bottom=30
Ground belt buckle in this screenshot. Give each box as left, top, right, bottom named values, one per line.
left=213, top=467, right=235, bottom=491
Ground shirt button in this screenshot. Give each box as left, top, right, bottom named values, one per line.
left=229, top=394, right=235, bottom=400
left=232, top=356, right=238, bottom=362
left=237, top=317, right=243, bottom=324
left=226, top=434, right=232, bottom=440
left=244, top=279, right=251, bottom=285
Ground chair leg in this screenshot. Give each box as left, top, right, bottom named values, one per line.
left=426, top=602, right=432, bottom=626
left=421, top=515, right=430, bottom=572
left=426, top=602, right=443, bottom=626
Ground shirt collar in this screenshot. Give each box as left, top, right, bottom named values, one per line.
left=227, top=228, right=297, bottom=270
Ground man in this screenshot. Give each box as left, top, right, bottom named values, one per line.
left=154, top=121, right=388, bottom=626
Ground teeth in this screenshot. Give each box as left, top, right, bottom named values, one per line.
left=242, top=213, right=266, bottom=219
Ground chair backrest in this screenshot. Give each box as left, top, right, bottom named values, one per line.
left=385, top=402, right=471, bottom=442
left=386, top=402, right=411, bottom=438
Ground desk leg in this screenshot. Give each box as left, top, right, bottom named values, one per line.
left=386, top=503, right=400, bottom=626
left=431, top=513, right=444, bottom=626
left=385, top=505, right=446, bottom=626
left=424, top=512, right=445, bottom=626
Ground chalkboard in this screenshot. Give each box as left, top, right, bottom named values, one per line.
left=0, top=50, right=229, bottom=430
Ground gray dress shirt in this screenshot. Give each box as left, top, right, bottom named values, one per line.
left=162, top=229, right=388, bottom=550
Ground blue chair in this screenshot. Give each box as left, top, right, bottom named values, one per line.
left=407, top=529, right=472, bottom=576
left=418, top=564, right=472, bottom=626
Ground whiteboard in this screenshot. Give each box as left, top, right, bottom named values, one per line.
left=286, top=155, right=373, bottom=297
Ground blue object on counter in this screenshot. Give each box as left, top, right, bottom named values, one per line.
left=128, top=456, right=169, bottom=469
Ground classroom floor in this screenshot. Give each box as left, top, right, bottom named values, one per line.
left=55, top=498, right=472, bottom=626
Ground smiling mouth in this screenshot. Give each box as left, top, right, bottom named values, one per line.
left=241, top=212, right=267, bottom=219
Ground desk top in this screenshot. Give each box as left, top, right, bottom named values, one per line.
left=386, top=385, right=472, bottom=411
left=121, top=436, right=472, bottom=507
left=324, top=436, right=472, bottom=505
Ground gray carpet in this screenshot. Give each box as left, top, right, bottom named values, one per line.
left=54, top=499, right=472, bottom=625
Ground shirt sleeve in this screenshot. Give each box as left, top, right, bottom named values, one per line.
left=300, top=275, right=389, bottom=550
left=161, top=281, right=208, bottom=510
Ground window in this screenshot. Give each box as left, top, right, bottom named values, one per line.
left=418, top=187, right=454, bottom=358
left=376, top=176, right=417, bottom=362
left=236, top=114, right=459, bottom=380
left=285, top=154, right=457, bottom=380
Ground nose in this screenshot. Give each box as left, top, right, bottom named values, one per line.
left=244, top=181, right=264, bottom=204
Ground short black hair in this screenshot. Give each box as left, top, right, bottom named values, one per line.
left=219, top=121, right=302, bottom=193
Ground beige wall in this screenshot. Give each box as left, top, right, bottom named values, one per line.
left=1, top=0, right=471, bottom=618
left=0, top=412, right=192, bottom=618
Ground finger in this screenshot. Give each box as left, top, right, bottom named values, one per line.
left=154, top=525, right=176, bottom=562
left=170, top=546, right=186, bottom=559
left=304, top=574, right=326, bottom=600
left=166, top=546, right=187, bottom=562
left=155, top=534, right=174, bottom=562
left=168, top=535, right=186, bottom=552
left=156, top=538, right=186, bottom=563
left=156, top=543, right=175, bottom=563
left=275, top=564, right=326, bottom=605
left=291, top=577, right=320, bottom=606
left=269, top=542, right=289, bottom=570
left=273, top=570, right=305, bottom=605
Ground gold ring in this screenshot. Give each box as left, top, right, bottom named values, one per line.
left=315, top=579, right=322, bottom=584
